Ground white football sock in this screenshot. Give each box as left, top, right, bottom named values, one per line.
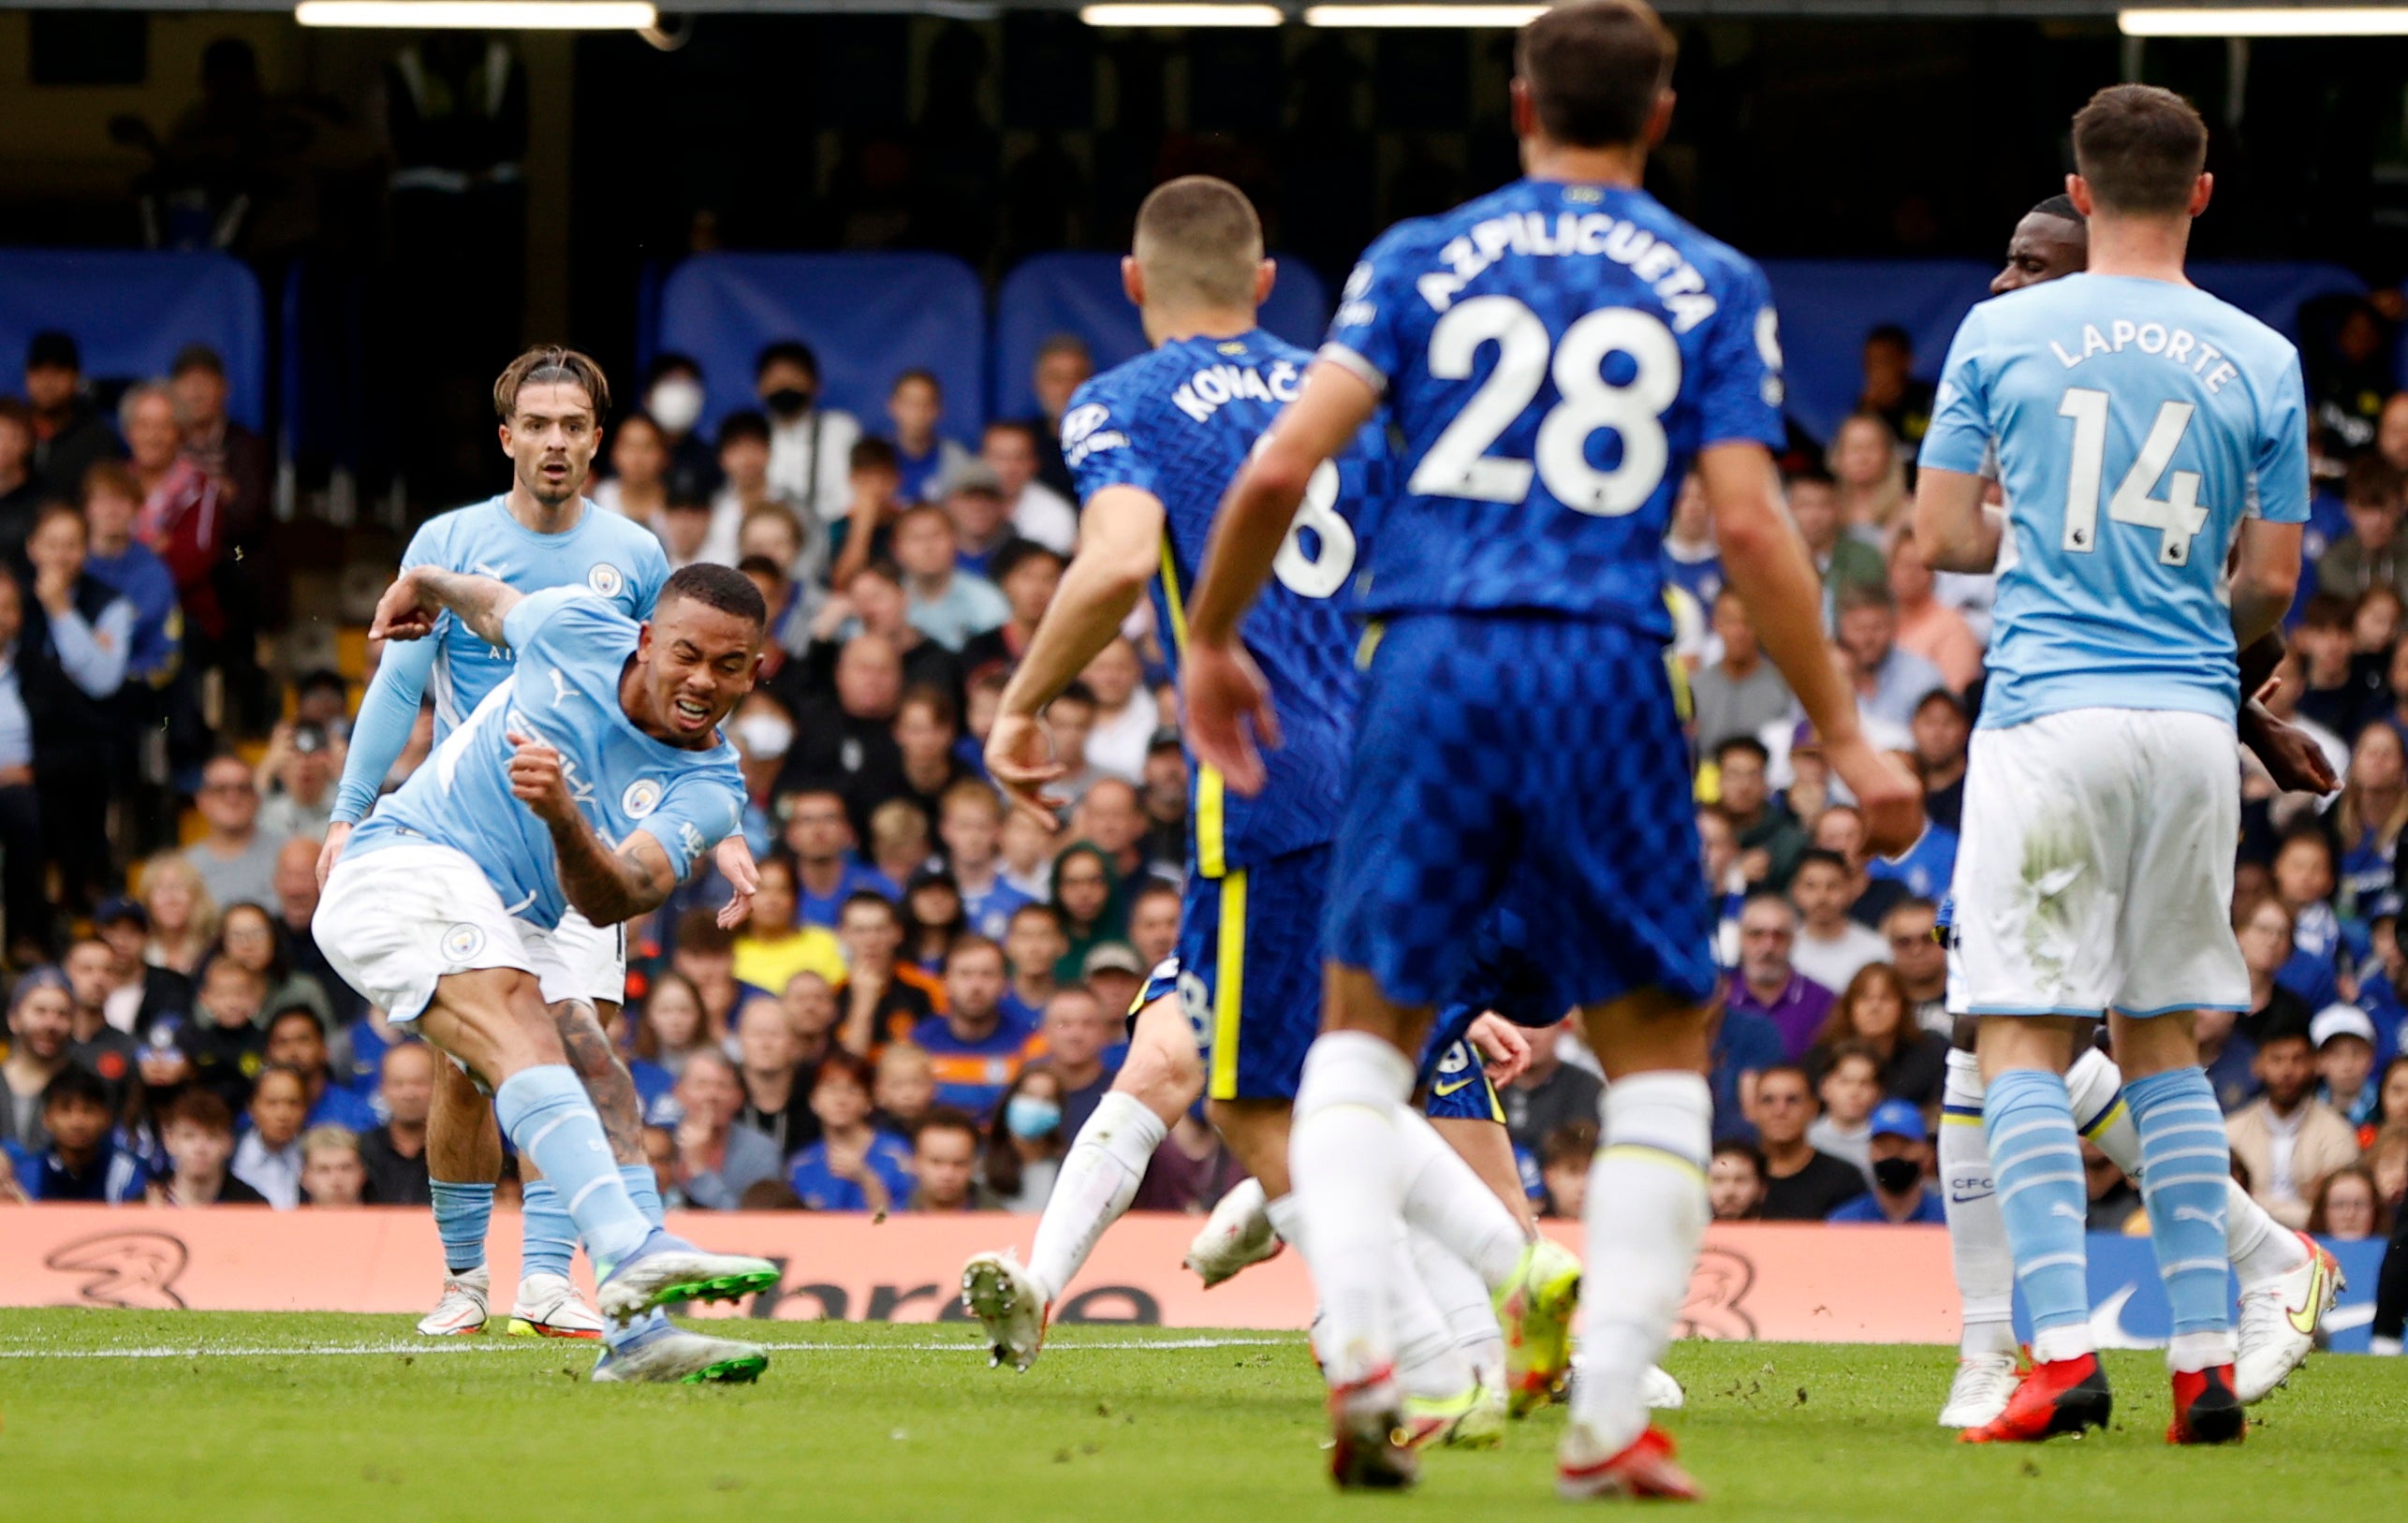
left=2228, top=1184, right=2308, bottom=1286
left=1393, top=1106, right=1527, bottom=1289
left=1025, top=1090, right=1167, bottom=1303
left=2068, top=1045, right=2140, bottom=1172
left=1567, top=1071, right=1711, bottom=1464
left=1391, top=1226, right=1476, bottom=1399
left=1941, top=1048, right=2017, bottom=1357
left=1408, top=1223, right=1505, bottom=1379
left=1288, top=1030, right=1415, bottom=1392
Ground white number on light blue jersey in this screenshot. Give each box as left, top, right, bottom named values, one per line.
left=2056, top=388, right=2210, bottom=567
left=1407, top=297, right=1681, bottom=517
left=1254, top=442, right=1356, bottom=599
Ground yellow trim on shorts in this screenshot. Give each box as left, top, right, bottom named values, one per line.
left=1356, top=620, right=1385, bottom=671
left=1208, top=870, right=1248, bottom=1102
left=1156, top=541, right=1227, bottom=879
left=1485, top=1077, right=1505, bottom=1125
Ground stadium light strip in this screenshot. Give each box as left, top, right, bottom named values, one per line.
left=2119, top=7, right=2408, bottom=34
left=295, top=1, right=658, bottom=27
left=1079, top=5, right=1284, bottom=24
left=1304, top=4, right=1546, bottom=23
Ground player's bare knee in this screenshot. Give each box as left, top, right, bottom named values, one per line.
left=1113, top=998, right=1204, bottom=1120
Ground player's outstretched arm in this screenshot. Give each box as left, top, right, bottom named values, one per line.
left=989, top=486, right=1168, bottom=828
left=506, top=729, right=679, bottom=926
left=370, top=567, right=525, bottom=649
left=1700, top=443, right=1921, bottom=854
left=1909, top=467, right=2004, bottom=574
left=1184, top=359, right=1377, bottom=794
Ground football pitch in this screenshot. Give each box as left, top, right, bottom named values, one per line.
left=4, top=1311, right=2403, bottom=1521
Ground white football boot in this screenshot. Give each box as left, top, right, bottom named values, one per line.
left=961, top=1251, right=1050, bottom=1371
left=507, top=1271, right=608, bottom=1340
left=416, top=1265, right=491, bottom=1337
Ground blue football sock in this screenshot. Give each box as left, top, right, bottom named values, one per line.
left=619, top=1164, right=667, bottom=1229
left=2124, top=1065, right=2235, bottom=1357
left=1983, top=1067, right=2092, bottom=1360
left=494, top=1065, right=650, bottom=1272
left=430, top=1180, right=495, bottom=1275
left=518, top=1178, right=577, bottom=1281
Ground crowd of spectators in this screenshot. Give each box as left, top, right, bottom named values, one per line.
left=2, top=313, right=2407, bottom=1345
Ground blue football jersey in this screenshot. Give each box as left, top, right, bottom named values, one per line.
left=1920, top=273, right=2311, bottom=729
left=403, top=496, right=669, bottom=735
left=1319, top=179, right=1785, bottom=629
left=348, top=588, right=746, bottom=930
left=1063, top=329, right=1367, bottom=875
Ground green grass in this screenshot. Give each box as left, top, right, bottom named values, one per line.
left=3, top=1312, right=2405, bottom=1520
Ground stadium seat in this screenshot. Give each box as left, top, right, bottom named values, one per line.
left=0, top=250, right=267, bottom=429
left=654, top=252, right=989, bottom=446
left=991, top=252, right=1330, bottom=423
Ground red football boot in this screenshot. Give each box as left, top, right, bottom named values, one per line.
left=1959, top=1353, right=2112, bottom=1443
left=2167, top=1364, right=2246, bottom=1446
left=1557, top=1427, right=1703, bottom=1501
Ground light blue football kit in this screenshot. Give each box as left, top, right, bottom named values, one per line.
left=1918, top=271, right=2309, bottom=1366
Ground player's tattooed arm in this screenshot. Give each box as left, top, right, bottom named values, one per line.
left=505, top=730, right=680, bottom=924
left=370, top=567, right=526, bottom=647
left=554, top=1000, right=645, bottom=1162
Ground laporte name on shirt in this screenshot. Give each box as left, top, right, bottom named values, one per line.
left=2041, top=316, right=2243, bottom=392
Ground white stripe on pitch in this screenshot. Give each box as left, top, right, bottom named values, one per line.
left=0, top=1334, right=1297, bottom=1361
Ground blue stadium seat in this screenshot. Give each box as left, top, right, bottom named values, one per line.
left=991, top=252, right=1329, bottom=423
left=0, top=250, right=266, bottom=429
left=655, top=252, right=988, bottom=446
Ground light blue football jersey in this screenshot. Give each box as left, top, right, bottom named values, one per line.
left=332, top=496, right=669, bottom=825
left=346, top=588, right=746, bottom=930
left=1919, top=272, right=2309, bottom=729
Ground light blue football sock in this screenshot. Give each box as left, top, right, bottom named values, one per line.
left=493, top=1065, right=650, bottom=1273
left=430, top=1179, right=494, bottom=1275
left=2124, top=1065, right=2236, bottom=1356
left=1984, top=1066, right=2092, bottom=1360
left=518, top=1178, right=578, bottom=1281
left=619, top=1164, right=667, bottom=1228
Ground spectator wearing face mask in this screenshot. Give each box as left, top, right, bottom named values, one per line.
left=756, top=341, right=862, bottom=528
left=982, top=1065, right=1065, bottom=1212
left=1826, top=1101, right=1945, bottom=1223
left=640, top=354, right=723, bottom=503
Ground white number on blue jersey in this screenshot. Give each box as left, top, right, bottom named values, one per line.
left=1268, top=455, right=1356, bottom=598
left=1406, top=297, right=1681, bottom=518
left=2056, top=388, right=2210, bottom=567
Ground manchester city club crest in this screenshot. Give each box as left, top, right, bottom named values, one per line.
left=587, top=563, right=625, bottom=599
left=440, top=923, right=487, bottom=962
left=622, top=777, right=663, bottom=818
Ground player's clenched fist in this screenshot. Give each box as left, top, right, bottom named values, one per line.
left=369, top=569, right=443, bottom=642
left=505, top=730, right=579, bottom=827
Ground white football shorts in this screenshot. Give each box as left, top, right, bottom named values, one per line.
left=1947, top=707, right=2248, bottom=1020
left=314, top=842, right=570, bottom=1028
